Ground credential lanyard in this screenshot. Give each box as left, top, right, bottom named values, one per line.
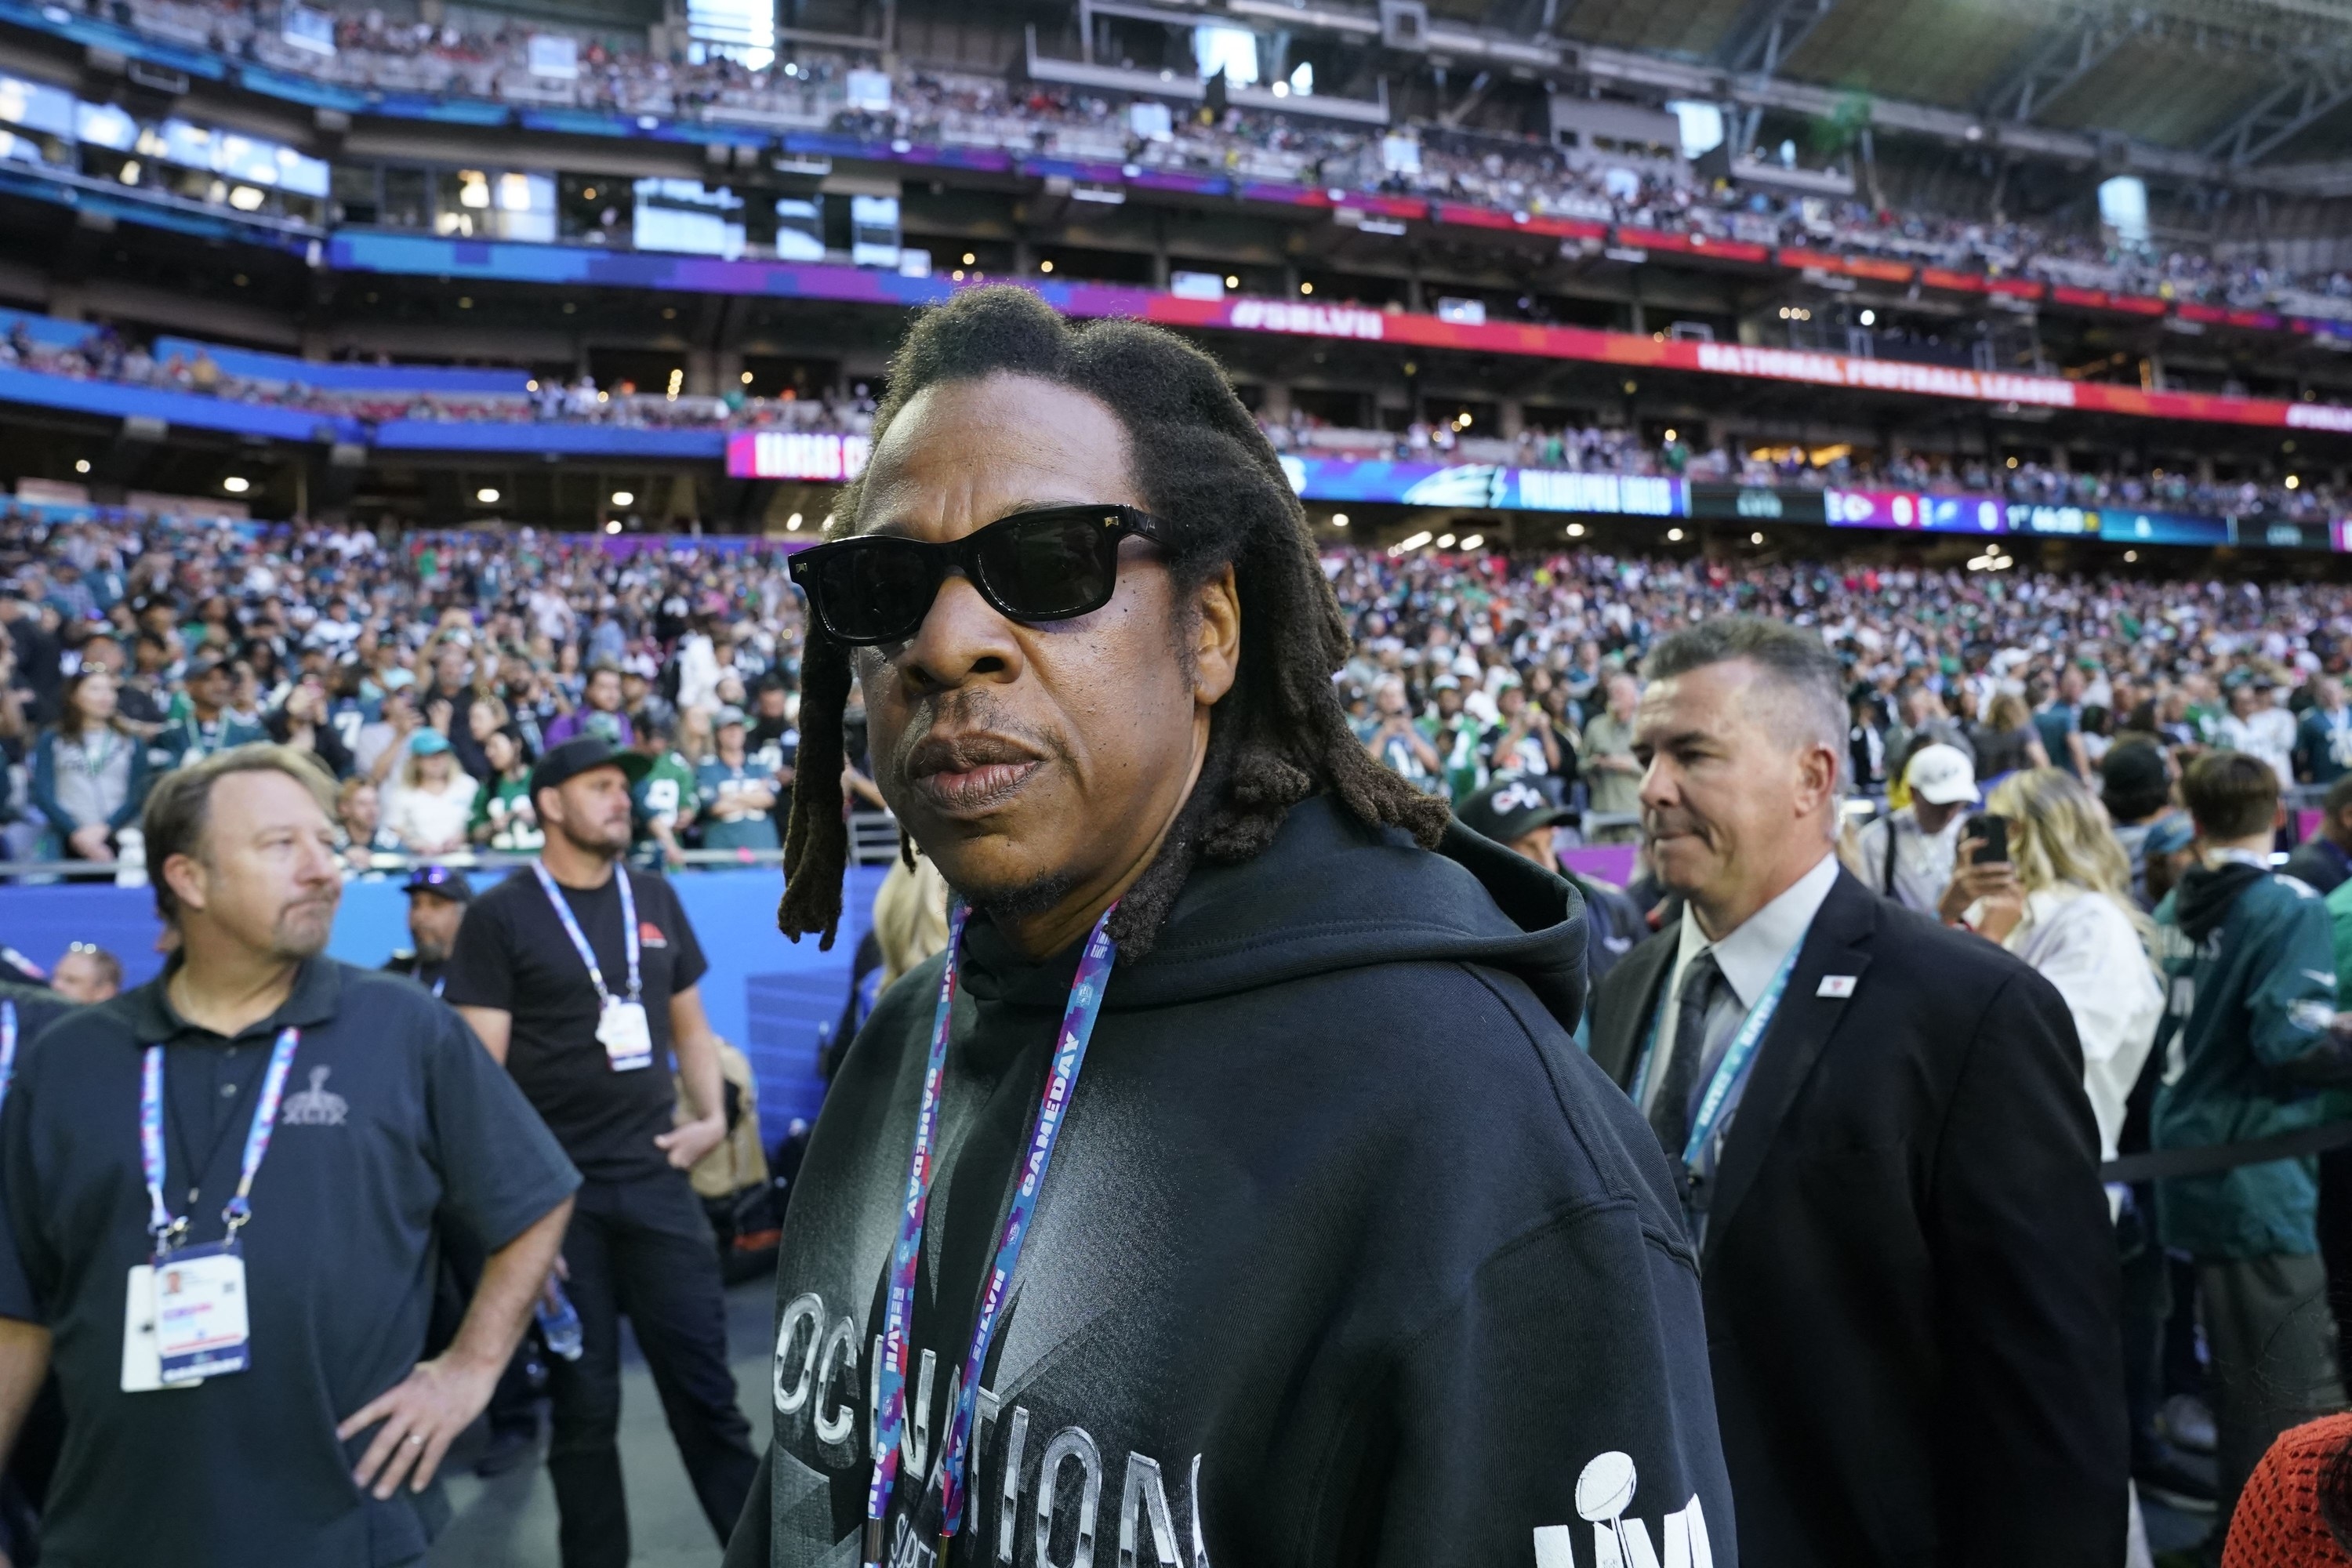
left=863, top=903, right=1120, bottom=1567
left=139, top=1026, right=301, bottom=1253
left=532, top=859, right=641, bottom=1006
left=1632, top=948, right=1800, bottom=1168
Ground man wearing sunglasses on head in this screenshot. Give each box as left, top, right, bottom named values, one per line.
left=729, top=288, right=1727, bottom=1568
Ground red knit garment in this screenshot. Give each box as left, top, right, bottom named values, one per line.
left=2228, top=1414, right=2352, bottom=1568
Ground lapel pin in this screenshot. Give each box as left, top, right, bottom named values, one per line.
left=1817, top=975, right=1857, bottom=999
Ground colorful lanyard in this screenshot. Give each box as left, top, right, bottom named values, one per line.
left=863, top=904, right=1120, bottom=1567
left=0, top=1000, right=15, bottom=1111
left=1632, top=947, right=1800, bottom=1167
left=139, top=1026, right=302, bottom=1254
left=532, top=859, right=640, bottom=1006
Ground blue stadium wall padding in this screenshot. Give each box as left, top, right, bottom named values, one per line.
left=1, top=862, right=885, bottom=1152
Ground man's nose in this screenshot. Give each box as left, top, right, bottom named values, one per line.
left=898, top=573, right=1025, bottom=693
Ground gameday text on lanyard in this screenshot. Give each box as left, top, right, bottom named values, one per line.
left=532, top=860, right=655, bottom=1072
left=863, top=904, right=1120, bottom=1568
left=1630, top=949, right=1799, bottom=1230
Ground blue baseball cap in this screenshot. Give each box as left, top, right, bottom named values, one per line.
left=409, top=729, right=452, bottom=757
left=2143, top=814, right=2197, bottom=858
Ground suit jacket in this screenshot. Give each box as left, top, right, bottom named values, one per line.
left=1590, top=866, right=2127, bottom=1568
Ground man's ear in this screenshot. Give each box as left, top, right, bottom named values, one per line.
left=161, top=853, right=208, bottom=919
left=1190, top=563, right=1241, bottom=709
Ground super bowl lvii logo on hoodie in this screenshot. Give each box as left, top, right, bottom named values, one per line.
left=1532, top=1452, right=1715, bottom=1568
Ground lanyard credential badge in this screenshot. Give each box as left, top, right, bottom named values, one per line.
left=862, top=905, right=1120, bottom=1568
left=123, top=1025, right=300, bottom=1390
left=534, top=860, right=654, bottom=1071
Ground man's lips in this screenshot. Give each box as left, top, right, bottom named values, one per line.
left=903, top=733, right=1047, bottom=815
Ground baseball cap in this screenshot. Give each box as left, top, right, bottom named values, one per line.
left=714, top=704, right=747, bottom=728
left=1903, top=743, right=1980, bottom=807
left=403, top=863, right=473, bottom=902
left=2143, top=813, right=2197, bottom=858
left=1457, top=775, right=1573, bottom=845
left=529, top=734, right=652, bottom=802
left=408, top=729, right=452, bottom=757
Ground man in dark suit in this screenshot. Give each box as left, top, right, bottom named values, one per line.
left=1589, top=616, right=2127, bottom=1568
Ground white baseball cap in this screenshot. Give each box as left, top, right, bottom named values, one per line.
left=1904, top=743, right=1980, bottom=806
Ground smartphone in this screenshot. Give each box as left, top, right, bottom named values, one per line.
left=1964, top=813, right=2009, bottom=866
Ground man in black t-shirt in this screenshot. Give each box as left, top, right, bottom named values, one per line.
left=445, top=735, right=757, bottom=1568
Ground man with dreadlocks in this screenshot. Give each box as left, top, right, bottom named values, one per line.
left=728, top=288, right=1727, bottom=1568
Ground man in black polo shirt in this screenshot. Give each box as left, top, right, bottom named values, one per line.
left=0, top=743, right=578, bottom=1567
left=446, top=735, right=757, bottom=1568
left=382, top=863, right=470, bottom=997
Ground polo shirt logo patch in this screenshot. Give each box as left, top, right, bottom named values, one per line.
left=279, top=1066, right=348, bottom=1127
left=638, top=922, right=668, bottom=948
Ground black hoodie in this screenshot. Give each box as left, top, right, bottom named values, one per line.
left=727, top=797, right=1730, bottom=1568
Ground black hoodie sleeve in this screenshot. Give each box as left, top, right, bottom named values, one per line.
left=1372, top=1203, right=1733, bottom=1567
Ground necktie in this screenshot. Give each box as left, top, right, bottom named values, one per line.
left=1650, top=950, right=1723, bottom=1163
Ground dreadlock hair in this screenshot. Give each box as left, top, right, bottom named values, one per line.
left=776, top=285, right=1450, bottom=953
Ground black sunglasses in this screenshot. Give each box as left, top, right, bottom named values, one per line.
left=788, top=504, right=1168, bottom=646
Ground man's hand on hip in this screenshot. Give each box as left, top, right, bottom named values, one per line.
left=337, top=1353, right=502, bottom=1499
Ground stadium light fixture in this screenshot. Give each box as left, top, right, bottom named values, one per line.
left=1398, top=531, right=1434, bottom=552
left=74, top=459, right=89, bottom=474
left=604, top=520, right=622, bottom=535
left=1566, top=522, right=1587, bottom=537
left=228, top=185, right=265, bottom=211
left=962, top=252, right=976, bottom=265
left=786, top=512, right=804, bottom=531
left=1460, top=534, right=1485, bottom=551
left=1666, top=528, right=1685, bottom=542
left=475, top=487, right=500, bottom=505
left=1436, top=534, right=1457, bottom=549
left=1330, top=512, right=1348, bottom=528
left=1225, top=274, right=1240, bottom=289
left=1664, top=428, right=1678, bottom=443
left=221, top=476, right=251, bottom=495
left=611, top=490, right=635, bottom=507
left=120, top=159, right=140, bottom=185
left=2288, top=474, right=2302, bottom=490
left=1040, top=260, right=1054, bottom=273
left=1300, top=281, right=1315, bottom=295
left=2124, top=551, right=2139, bottom=562
left=741, top=371, right=754, bottom=384
left=1858, top=310, right=1875, bottom=326
left=1751, top=532, right=1765, bottom=544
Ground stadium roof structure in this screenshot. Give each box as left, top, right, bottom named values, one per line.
left=1392, top=0, right=2352, bottom=182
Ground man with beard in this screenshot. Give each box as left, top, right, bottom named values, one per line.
left=383, top=864, right=470, bottom=996
left=446, top=735, right=758, bottom=1568
left=728, top=288, right=1724, bottom=1567
left=0, top=745, right=577, bottom=1564
left=1588, top=619, right=2125, bottom=1567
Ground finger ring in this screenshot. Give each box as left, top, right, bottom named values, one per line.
left=406, top=1435, right=425, bottom=1446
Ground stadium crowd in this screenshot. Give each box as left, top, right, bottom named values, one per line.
left=3, top=500, right=2350, bottom=884
left=31, top=0, right=2352, bottom=316
left=4, top=313, right=2340, bottom=523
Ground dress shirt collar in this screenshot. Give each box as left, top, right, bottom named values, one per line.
left=1673, top=849, right=1842, bottom=1010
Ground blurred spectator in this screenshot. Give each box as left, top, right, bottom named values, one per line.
left=1973, top=690, right=2051, bottom=782
left=335, top=776, right=403, bottom=873
left=1857, top=742, right=1976, bottom=914
left=2151, top=751, right=2352, bottom=1538
left=694, top=706, right=779, bottom=854
left=1962, top=768, right=2164, bottom=1188
left=383, top=864, right=471, bottom=997
left=1581, top=673, right=1644, bottom=840
left=262, top=675, right=354, bottom=779
left=2285, top=775, right=2352, bottom=897
left=471, top=728, right=542, bottom=852
left=383, top=731, right=476, bottom=856
left=2298, top=677, right=2352, bottom=786
left=30, top=669, right=153, bottom=869
left=2103, top=739, right=2183, bottom=910
left=47, top=942, right=120, bottom=1004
